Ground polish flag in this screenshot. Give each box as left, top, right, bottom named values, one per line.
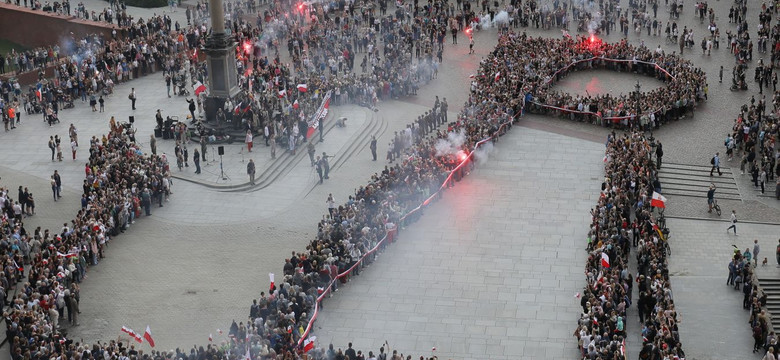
left=468, top=74, right=475, bottom=79
left=194, top=81, right=207, bottom=96
left=293, top=99, right=299, bottom=109
left=133, top=333, right=144, bottom=344
left=218, top=329, right=223, bottom=335
left=278, top=89, right=287, bottom=98
left=143, top=326, right=155, bottom=347
left=296, top=84, right=308, bottom=92
left=494, top=72, right=501, bottom=82
left=303, top=336, right=316, bottom=353
left=592, top=272, right=604, bottom=290
left=600, top=253, right=610, bottom=268
left=650, top=192, right=667, bottom=208
left=209, top=334, right=213, bottom=342
left=269, top=273, right=275, bottom=292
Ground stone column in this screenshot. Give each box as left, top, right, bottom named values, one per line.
left=202, top=0, right=239, bottom=124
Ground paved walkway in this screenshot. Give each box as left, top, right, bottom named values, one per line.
left=2, top=0, right=780, bottom=356
left=668, top=217, right=780, bottom=359
left=313, top=127, right=605, bottom=359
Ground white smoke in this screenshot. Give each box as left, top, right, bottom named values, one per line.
left=478, top=11, right=511, bottom=29
left=479, top=13, right=493, bottom=29
left=493, top=11, right=510, bottom=25
left=435, top=130, right=467, bottom=157
left=588, top=11, right=603, bottom=35
left=473, top=141, right=495, bottom=165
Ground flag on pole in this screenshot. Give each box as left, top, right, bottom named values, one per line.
left=269, top=273, right=275, bottom=292
left=194, top=81, right=207, bottom=96
left=217, top=329, right=223, bottom=335
left=293, top=99, right=299, bottom=109
left=600, top=252, right=610, bottom=268
left=303, top=336, right=316, bottom=352
left=494, top=72, right=501, bottom=82
left=143, top=326, right=155, bottom=348
left=278, top=89, right=287, bottom=98
left=650, top=191, right=667, bottom=208
left=296, top=84, right=308, bottom=92
left=209, top=334, right=213, bottom=342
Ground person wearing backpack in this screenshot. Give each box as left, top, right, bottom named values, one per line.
left=710, top=152, right=722, bottom=176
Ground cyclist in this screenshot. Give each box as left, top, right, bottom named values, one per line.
left=707, top=184, right=717, bottom=213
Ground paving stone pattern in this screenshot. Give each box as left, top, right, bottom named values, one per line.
left=313, top=127, right=604, bottom=359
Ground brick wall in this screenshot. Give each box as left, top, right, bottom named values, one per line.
left=0, top=3, right=117, bottom=50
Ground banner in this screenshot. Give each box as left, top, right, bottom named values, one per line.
left=306, top=90, right=332, bottom=139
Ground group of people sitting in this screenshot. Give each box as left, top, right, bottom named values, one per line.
left=513, top=35, right=707, bottom=129
left=574, top=130, right=683, bottom=360
left=2, top=123, right=171, bottom=360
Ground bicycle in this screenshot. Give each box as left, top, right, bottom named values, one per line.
left=661, top=228, right=672, bottom=256
left=712, top=199, right=722, bottom=216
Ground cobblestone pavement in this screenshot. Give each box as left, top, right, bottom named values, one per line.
left=667, top=217, right=780, bottom=360
left=314, top=127, right=605, bottom=360
left=1, top=0, right=780, bottom=356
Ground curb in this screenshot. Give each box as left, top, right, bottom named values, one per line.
left=665, top=214, right=780, bottom=226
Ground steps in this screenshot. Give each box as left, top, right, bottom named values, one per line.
left=658, top=162, right=741, bottom=201
left=758, top=278, right=780, bottom=330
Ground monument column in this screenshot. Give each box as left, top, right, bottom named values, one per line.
left=202, top=0, right=239, bottom=123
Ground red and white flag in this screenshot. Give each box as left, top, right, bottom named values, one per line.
left=278, top=89, right=287, bottom=98
left=194, top=81, right=207, bottom=96
left=650, top=191, right=667, bottom=208
left=600, top=252, right=610, bottom=268
left=468, top=74, right=475, bottom=79
left=303, top=336, right=316, bottom=353
left=209, top=334, right=213, bottom=342
left=121, top=326, right=132, bottom=336
left=293, top=99, right=299, bottom=109
left=494, top=72, right=501, bottom=81
left=217, top=328, right=223, bottom=335
left=143, top=325, right=155, bottom=348
left=269, top=273, right=275, bottom=292
left=57, top=251, right=79, bottom=258
left=296, top=84, right=308, bottom=92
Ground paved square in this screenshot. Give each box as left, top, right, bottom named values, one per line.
left=312, top=127, right=604, bottom=359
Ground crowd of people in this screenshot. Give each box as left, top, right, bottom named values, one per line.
left=517, top=35, right=707, bottom=129
left=0, top=10, right=210, bottom=127
left=574, top=130, right=684, bottom=360
left=723, top=95, right=779, bottom=198
left=2, top=122, right=171, bottom=359
left=188, top=0, right=477, bottom=151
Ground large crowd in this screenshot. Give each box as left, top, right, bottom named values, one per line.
left=520, top=35, right=707, bottom=129
left=2, top=122, right=171, bottom=359
left=575, top=131, right=684, bottom=360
